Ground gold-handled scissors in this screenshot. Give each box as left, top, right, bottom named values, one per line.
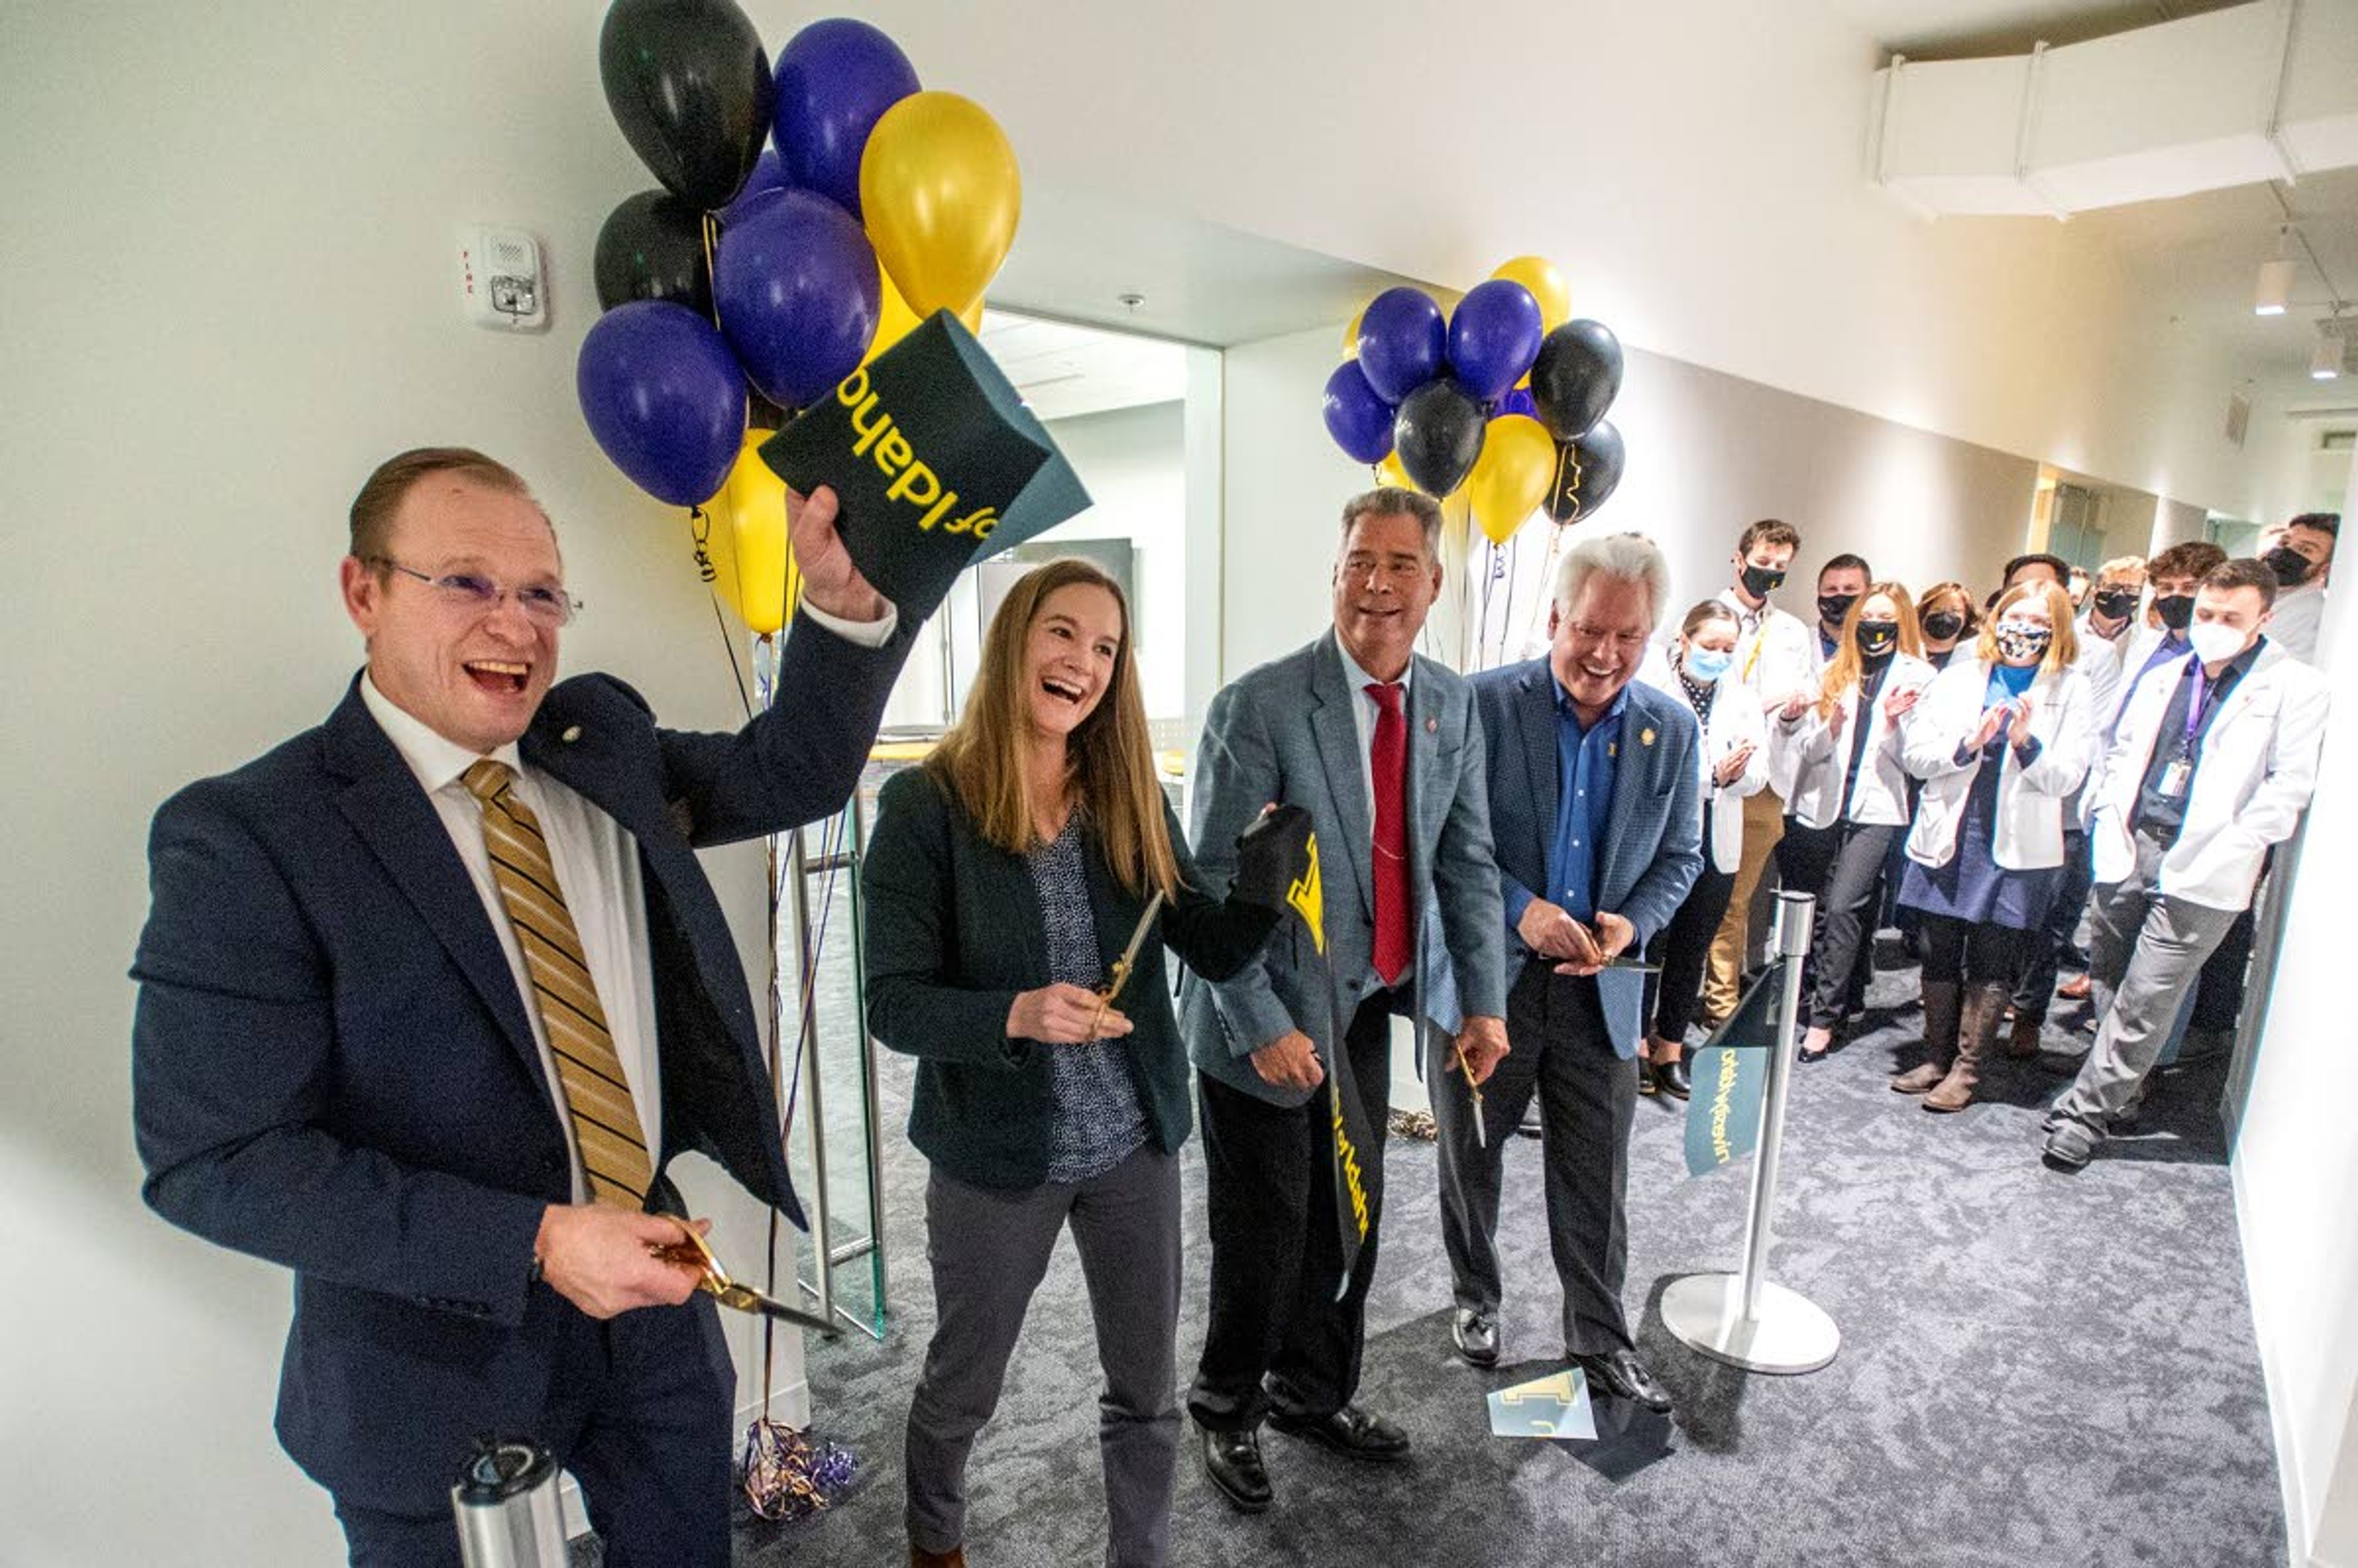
left=651, top=1223, right=838, bottom=1337
left=1091, top=891, right=1165, bottom=1036
left=1459, top=1049, right=1488, bottom=1149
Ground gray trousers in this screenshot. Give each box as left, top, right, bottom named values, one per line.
left=2053, top=828, right=2244, bottom=1139
left=906, top=1144, right=1181, bottom=1567
left=1433, top=958, right=1638, bottom=1356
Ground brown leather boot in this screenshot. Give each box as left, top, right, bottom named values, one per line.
left=2008, top=1007, right=2045, bottom=1058
left=1925, top=984, right=2001, bottom=1112
left=1891, top=981, right=1961, bottom=1094
left=911, top=1545, right=968, bottom=1567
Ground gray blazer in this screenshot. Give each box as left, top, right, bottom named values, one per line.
left=1469, top=659, right=1704, bottom=1057
left=1181, top=631, right=1507, bottom=1108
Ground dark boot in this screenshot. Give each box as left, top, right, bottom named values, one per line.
left=1925, top=983, right=2002, bottom=1112
left=1891, top=981, right=1960, bottom=1095
left=2008, top=1007, right=2045, bottom=1058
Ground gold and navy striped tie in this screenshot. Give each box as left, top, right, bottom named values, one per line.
left=463, top=759, right=653, bottom=1208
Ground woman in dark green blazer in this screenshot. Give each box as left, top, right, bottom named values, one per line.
left=863, top=559, right=1293, bottom=1568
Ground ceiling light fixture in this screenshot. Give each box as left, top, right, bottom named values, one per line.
left=2315, top=313, right=2354, bottom=381
left=2256, top=226, right=2294, bottom=317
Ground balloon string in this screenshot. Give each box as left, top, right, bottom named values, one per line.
left=691, top=508, right=755, bottom=721
left=699, top=214, right=726, bottom=335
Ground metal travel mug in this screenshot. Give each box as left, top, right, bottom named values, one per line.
left=451, top=1435, right=568, bottom=1568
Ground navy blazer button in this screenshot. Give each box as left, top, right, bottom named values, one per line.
left=562, top=725, right=583, bottom=743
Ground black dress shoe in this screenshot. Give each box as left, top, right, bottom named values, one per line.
left=1648, top=1057, right=1691, bottom=1100
left=1267, top=1403, right=1411, bottom=1462
left=1199, top=1426, right=1272, bottom=1512
left=1452, top=1308, right=1500, bottom=1368
left=1571, top=1348, right=1674, bottom=1414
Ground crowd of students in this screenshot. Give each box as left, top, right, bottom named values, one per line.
left=1627, top=512, right=2337, bottom=1170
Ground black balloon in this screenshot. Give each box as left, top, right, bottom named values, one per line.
left=599, top=0, right=775, bottom=211
left=1528, top=319, right=1624, bottom=441
left=593, top=190, right=712, bottom=315
left=1543, top=420, right=1626, bottom=522
left=1393, top=379, right=1487, bottom=498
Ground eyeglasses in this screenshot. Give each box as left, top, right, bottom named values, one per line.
left=368, top=557, right=581, bottom=627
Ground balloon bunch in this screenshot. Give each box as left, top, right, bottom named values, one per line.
left=1323, top=257, right=1627, bottom=545
left=577, top=2, right=1021, bottom=633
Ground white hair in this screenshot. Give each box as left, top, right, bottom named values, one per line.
left=1552, top=530, right=1670, bottom=632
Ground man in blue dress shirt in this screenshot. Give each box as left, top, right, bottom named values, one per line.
left=1438, top=534, right=1702, bottom=1411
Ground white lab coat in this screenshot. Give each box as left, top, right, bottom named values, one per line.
left=1635, top=651, right=1771, bottom=874
left=1902, top=658, right=2095, bottom=872
left=2089, top=640, right=2332, bottom=910
left=1777, top=653, right=1937, bottom=830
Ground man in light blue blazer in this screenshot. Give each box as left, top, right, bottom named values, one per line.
left=1444, top=532, right=1703, bottom=1414
left=1180, top=487, right=1508, bottom=1513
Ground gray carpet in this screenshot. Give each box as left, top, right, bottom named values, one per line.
left=683, top=937, right=2287, bottom=1568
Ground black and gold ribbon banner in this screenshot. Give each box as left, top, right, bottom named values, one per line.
left=1283, top=832, right=1376, bottom=1296
left=1683, top=958, right=1786, bottom=1178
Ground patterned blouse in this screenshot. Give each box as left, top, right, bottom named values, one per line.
left=1026, top=815, right=1150, bottom=1184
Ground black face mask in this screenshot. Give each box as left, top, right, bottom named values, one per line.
left=1856, top=621, right=1899, bottom=661
left=1740, top=562, right=1788, bottom=599
left=1818, top=593, right=1859, bottom=629
left=2092, top=588, right=2139, bottom=621
left=1921, top=610, right=1965, bottom=642
left=2264, top=545, right=2314, bottom=587
left=2154, top=593, right=2195, bottom=631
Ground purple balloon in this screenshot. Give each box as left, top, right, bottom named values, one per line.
left=577, top=300, right=747, bottom=507
left=1323, top=360, right=1396, bottom=464
left=1356, top=287, right=1447, bottom=404
left=1495, top=387, right=1539, bottom=421
left=714, top=188, right=882, bottom=411
left=772, top=19, right=920, bottom=218
left=1446, top=279, right=1546, bottom=403
left=717, top=148, right=793, bottom=229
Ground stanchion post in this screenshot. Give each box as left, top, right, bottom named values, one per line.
left=1658, top=891, right=1841, bottom=1374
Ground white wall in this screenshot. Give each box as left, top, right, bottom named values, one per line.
left=1037, top=402, right=1190, bottom=718
left=2237, top=436, right=2357, bottom=1568
left=0, top=8, right=807, bottom=1564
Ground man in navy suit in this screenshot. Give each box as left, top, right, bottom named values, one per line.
left=131, top=448, right=910, bottom=1567
left=1441, top=532, right=1703, bottom=1413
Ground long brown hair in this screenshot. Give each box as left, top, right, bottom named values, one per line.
left=1818, top=580, right=1923, bottom=719
left=926, top=559, right=1180, bottom=899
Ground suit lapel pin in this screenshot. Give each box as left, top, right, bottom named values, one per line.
left=1425, top=717, right=1438, bottom=734
left=1640, top=727, right=1656, bottom=747
left=561, top=725, right=583, bottom=743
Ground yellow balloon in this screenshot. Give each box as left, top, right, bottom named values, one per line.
left=702, top=431, right=800, bottom=635
left=868, top=269, right=988, bottom=368
left=1343, top=301, right=1367, bottom=359
left=1466, top=415, right=1555, bottom=546
left=1376, top=450, right=1411, bottom=491
left=860, top=91, right=1021, bottom=320
left=1488, top=255, right=1572, bottom=335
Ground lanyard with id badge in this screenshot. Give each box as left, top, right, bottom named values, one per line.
left=2158, top=662, right=2224, bottom=799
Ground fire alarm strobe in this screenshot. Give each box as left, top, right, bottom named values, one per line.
left=458, top=227, right=548, bottom=333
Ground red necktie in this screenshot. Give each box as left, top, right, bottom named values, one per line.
left=1366, top=681, right=1411, bottom=987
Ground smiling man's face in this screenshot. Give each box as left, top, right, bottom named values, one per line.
left=341, top=476, right=563, bottom=755
left=1333, top=510, right=1441, bottom=680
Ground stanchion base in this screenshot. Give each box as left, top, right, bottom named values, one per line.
left=1659, top=1273, right=1839, bottom=1374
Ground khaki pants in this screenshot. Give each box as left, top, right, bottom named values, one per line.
left=1701, top=788, right=1785, bottom=1026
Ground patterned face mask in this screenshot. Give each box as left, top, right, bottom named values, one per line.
left=1993, top=620, right=2052, bottom=664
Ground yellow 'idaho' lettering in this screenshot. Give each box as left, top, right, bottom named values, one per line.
left=1709, top=1048, right=1738, bottom=1163
left=830, top=365, right=998, bottom=541
left=1331, top=1093, right=1370, bottom=1241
